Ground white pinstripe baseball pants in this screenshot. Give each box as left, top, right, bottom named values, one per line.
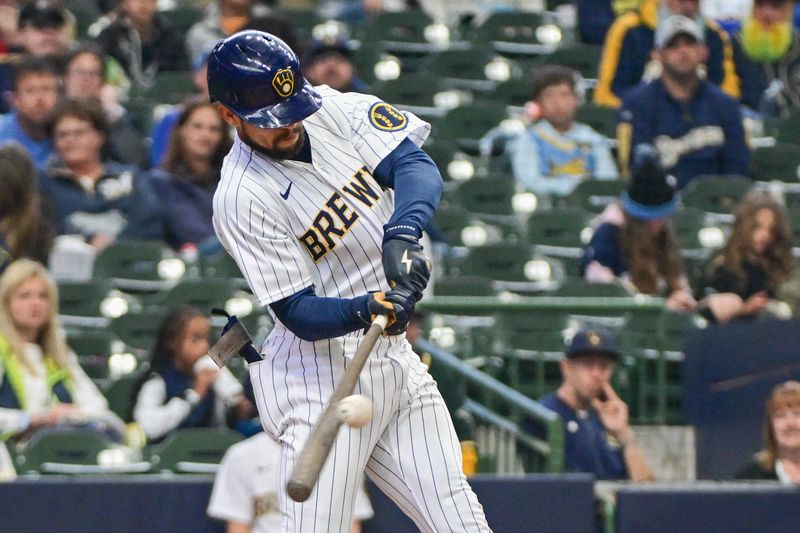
left=249, top=332, right=491, bottom=533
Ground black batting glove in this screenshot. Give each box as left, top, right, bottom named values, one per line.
left=359, top=292, right=400, bottom=332
left=383, top=286, right=416, bottom=335
left=382, top=233, right=431, bottom=301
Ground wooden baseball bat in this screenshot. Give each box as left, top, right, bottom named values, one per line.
left=286, top=314, right=389, bottom=502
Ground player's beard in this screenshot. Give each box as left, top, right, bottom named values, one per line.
left=741, top=16, right=793, bottom=62
left=242, top=124, right=307, bottom=161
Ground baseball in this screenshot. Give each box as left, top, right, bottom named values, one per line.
left=336, top=395, right=372, bottom=428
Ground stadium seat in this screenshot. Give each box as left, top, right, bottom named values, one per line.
left=201, top=251, right=245, bottom=281
left=161, top=6, right=204, bottom=34
left=68, top=329, right=126, bottom=380
left=359, top=10, right=435, bottom=48
left=104, top=371, right=144, bottom=421
left=150, top=278, right=251, bottom=312
left=575, top=103, right=617, bottom=138
left=482, top=78, right=533, bottom=108
left=672, top=206, right=712, bottom=251
left=371, top=73, right=445, bottom=113
left=750, top=143, right=800, bottom=182
left=526, top=206, right=592, bottom=249
left=534, top=43, right=603, bottom=80
left=148, top=428, right=243, bottom=473
left=434, top=275, right=497, bottom=297
left=457, top=243, right=535, bottom=282
left=94, top=241, right=185, bottom=292
left=282, top=8, right=323, bottom=44
left=58, top=279, right=113, bottom=318
left=14, top=428, right=114, bottom=474
left=430, top=102, right=509, bottom=153
left=132, top=71, right=196, bottom=105
left=776, top=110, right=800, bottom=144
left=469, top=11, right=552, bottom=59
left=109, top=309, right=168, bottom=352
left=422, top=46, right=508, bottom=90
left=562, top=179, right=625, bottom=213
left=680, top=175, right=754, bottom=215
left=450, top=176, right=517, bottom=216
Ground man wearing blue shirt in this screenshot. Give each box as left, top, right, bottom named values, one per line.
left=617, top=15, right=750, bottom=190
left=539, top=327, right=654, bottom=481
left=0, top=56, right=59, bottom=169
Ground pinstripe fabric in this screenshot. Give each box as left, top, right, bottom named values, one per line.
left=216, top=85, right=490, bottom=532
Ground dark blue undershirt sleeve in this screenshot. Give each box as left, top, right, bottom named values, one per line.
left=269, top=286, right=372, bottom=342
left=373, top=138, right=443, bottom=242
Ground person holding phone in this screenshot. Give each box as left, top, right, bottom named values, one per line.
left=529, top=327, right=654, bottom=481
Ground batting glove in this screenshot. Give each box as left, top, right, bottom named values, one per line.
left=362, top=291, right=400, bottom=331
left=382, top=285, right=417, bottom=335
left=382, top=233, right=431, bottom=301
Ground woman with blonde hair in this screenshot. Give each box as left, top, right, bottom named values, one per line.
left=736, top=381, right=800, bottom=483
left=701, top=191, right=795, bottom=322
left=0, top=259, right=119, bottom=441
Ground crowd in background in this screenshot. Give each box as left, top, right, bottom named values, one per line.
left=0, top=1, right=798, bottom=516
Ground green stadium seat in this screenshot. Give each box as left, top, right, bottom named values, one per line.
left=575, top=103, right=617, bottom=138
left=470, top=11, right=549, bottom=58
left=282, top=8, right=323, bottom=43
left=150, top=278, right=251, bottom=312
left=201, top=251, right=245, bottom=281
left=534, top=43, right=603, bottom=80
left=68, top=329, right=127, bottom=380
left=750, top=143, right=800, bottom=182
left=161, top=6, right=204, bottom=34
left=132, top=70, right=195, bottom=105
left=109, top=309, right=168, bottom=352
left=430, top=102, right=508, bottom=153
left=360, top=10, right=435, bottom=47
left=526, top=206, right=592, bottom=249
left=562, top=179, right=625, bottom=213
left=148, top=428, right=243, bottom=473
left=422, top=47, right=504, bottom=89
left=104, top=371, right=144, bottom=421
left=58, top=279, right=113, bottom=318
left=680, top=175, right=754, bottom=215
left=94, top=241, right=185, bottom=291
left=458, top=243, right=535, bottom=282
left=672, top=206, right=712, bottom=250
left=434, top=275, right=497, bottom=297
left=552, top=278, right=631, bottom=298
left=776, top=110, right=800, bottom=144
left=14, top=428, right=114, bottom=474
left=372, top=73, right=444, bottom=111
left=482, top=78, right=532, bottom=107
left=451, top=176, right=516, bottom=216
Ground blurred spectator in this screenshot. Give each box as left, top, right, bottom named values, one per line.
left=208, top=432, right=374, bottom=531
left=151, top=100, right=232, bottom=254
left=303, top=38, right=369, bottom=92
left=0, top=259, right=123, bottom=442
left=149, top=49, right=211, bottom=168
left=506, top=65, right=618, bottom=199
left=527, top=327, right=654, bottom=481
left=185, top=0, right=271, bottom=63
left=131, top=306, right=247, bottom=443
left=733, top=0, right=800, bottom=119
left=594, top=0, right=739, bottom=108
left=0, top=56, right=59, bottom=169
left=62, top=44, right=147, bottom=168
left=735, top=380, right=800, bottom=483
left=95, top=0, right=189, bottom=89
left=12, top=0, right=73, bottom=57
left=576, top=0, right=641, bottom=45
left=0, top=145, right=54, bottom=265
left=616, top=16, right=750, bottom=190
left=39, top=98, right=165, bottom=249
left=581, top=144, right=697, bottom=311
left=0, top=1, right=71, bottom=115
left=701, top=191, right=795, bottom=323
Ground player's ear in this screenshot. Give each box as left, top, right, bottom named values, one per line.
left=215, top=103, right=240, bottom=128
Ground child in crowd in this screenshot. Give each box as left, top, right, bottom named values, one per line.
left=701, top=191, right=795, bottom=323
left=131, top=305, right=249, bottom=443
left=581, top=144, right=696, bottom=311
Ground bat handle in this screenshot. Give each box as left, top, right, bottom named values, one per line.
left=373, top=314, right=389, bottom=330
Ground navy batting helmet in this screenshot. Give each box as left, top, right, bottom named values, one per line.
left=207, top=30, right=322, bottom=129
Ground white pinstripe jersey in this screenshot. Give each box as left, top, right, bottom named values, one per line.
left=213, top=86, right=430, bottom=347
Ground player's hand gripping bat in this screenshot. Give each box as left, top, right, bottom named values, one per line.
left=286, top=314, right=388, bottom=502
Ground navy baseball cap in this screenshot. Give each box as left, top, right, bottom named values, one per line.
left=566, top=327, right=620, bottom=360
left=18, top=1, right=67, bottom=29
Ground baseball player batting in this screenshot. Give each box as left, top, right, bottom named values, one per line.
left=208, top=30, right=491, bottom=533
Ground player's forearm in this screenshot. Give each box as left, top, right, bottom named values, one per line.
left=270, top=286, right=372, bottom=342
left=374, top=138, right=443, bottom=240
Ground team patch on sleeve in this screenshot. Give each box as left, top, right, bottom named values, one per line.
left=368, top=102, right=408, bottom=131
